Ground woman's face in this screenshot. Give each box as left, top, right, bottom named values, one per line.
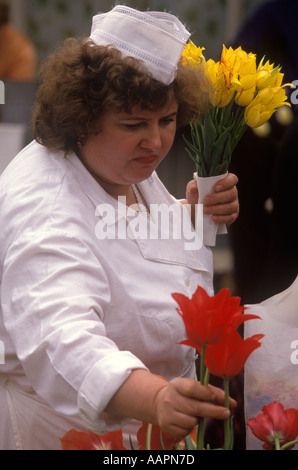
left=79, top=100, right=178, bottom=197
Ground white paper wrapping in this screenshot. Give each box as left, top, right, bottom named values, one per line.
left=194, top=172, right=228, bottom=247
left=244, top=277, right=298, bottom=450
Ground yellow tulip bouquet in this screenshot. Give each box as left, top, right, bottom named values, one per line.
left=181, top=41, right=291, bottom=177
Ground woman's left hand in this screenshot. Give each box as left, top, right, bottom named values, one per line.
left=185, top=173, right=239, bottom=227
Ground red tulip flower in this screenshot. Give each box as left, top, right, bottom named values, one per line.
left=172, top=285, right=258, bottom=349
left=137, top=422, right=197, bottom=450
left=137, top=423, right=179, bottom=450
left=203, top=326, right=264, bottom=378
left=60, top=428, right=126, bottom=450
left=247, top=402, right=298, bottom=450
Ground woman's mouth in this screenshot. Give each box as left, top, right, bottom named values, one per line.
left=134, top=155, right=158, bottom=165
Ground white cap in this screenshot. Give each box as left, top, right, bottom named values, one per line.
left=89, top=5, right=191, bottom=85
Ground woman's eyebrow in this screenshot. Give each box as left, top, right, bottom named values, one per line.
left=119, top=112, right=178, bottom=121
left=161, top=111, right=178, bottom=119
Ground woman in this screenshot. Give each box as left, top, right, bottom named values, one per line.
left=0, top=6, right=239, bottom=450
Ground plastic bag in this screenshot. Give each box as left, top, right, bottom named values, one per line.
left=244, top=277, right=298, bottom=450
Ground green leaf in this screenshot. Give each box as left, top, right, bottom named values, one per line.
left=183, top=94, right=248, bottom=177
left=210, top=128, right=232, bottom=175
left=201, top=112, right=218, bottom=175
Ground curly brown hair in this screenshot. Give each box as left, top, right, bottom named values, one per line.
left=33, top=38, right=208, bottom=154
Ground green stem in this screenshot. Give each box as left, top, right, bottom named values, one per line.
left=204, top=367, right=210, bottom=387
left=224, top=378, right=231, bottom=450
left=280, top=439, right=298, bottom=451
left=146, top=423, right=152, bottom=450
left=197, top=346, right=206, bottom=450
left=274, top=436, right=281, bottom=450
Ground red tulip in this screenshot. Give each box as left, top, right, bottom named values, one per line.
left=203, top=326, right=264, bottom=378
left=60, top=428, right=126, bottom=450
left=172, top=285, right=258, bottom=349
left=137, top=423, right=179, bottom=450
left=247, top=402, right=298, bottom=450
left=137, top=422, right=197, bottom=450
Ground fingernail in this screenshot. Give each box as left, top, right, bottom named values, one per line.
left=223, top=410, right=231, bottom=419
left=215, top=185, right=223, bottom=192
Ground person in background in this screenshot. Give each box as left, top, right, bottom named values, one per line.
left=0, top=0, right=37, bottom=81
left=228, top=0, right=298, bottom=304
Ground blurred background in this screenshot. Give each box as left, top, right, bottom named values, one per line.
left=1, top=0, right=297, bottom=306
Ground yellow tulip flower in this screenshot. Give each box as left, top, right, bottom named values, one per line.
left=244, top=86, right=290, bottom=128
left=232, top=74, right=257, bottom=106
left=180, top=40, right=292, bottom=176
left=244, top=104, right=274, bottom=128
left=206, top=59, right=235, bottom=108
left=257, top=59, right=284, bottom=89
left=221, top=45, right=257, bottom=106
left=221, top=46, right=256, bottom=78
left=181, top=40, right=205, bottom=68
left=235, top=86, right=256, bottom=107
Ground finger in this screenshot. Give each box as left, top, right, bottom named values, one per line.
left=210, top=206, right=239, bottom=226
left=195, top=401, right=231, bottom=421
left=208, top=384, right=237, bottom=408
left=172, top=378, right=217, bottom=403
left=213, top=173, right=239, bottom=192
left=164, top=410, right=199, bottom=437
left=204, top=199, right=239, bottom=216
left=204, top=186, right=238, bottom=206
left=212, top=213, right=239, bottom=226
left=161, top=419, right=197, bottom=440
left=172, top=389, right=232, bottom=422
left=186, top=179, right=198, bottom=204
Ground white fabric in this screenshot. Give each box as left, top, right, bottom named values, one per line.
left=0, top=141, right=213, bottom=450
left=89, top=5, right=190, bottom=85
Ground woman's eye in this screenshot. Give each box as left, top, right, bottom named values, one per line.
left=160, top=118, right=175, bottom=126
left=123, top=123, right=142, bottom=130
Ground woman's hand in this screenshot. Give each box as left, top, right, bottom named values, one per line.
left=153, top=377, right=236, bottom=439
left=105, top=370, right=236, bottom=441
left=185, top=173, right=239, bottom=227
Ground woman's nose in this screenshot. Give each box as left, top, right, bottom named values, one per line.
left=140, top=125, right=162, bottom=151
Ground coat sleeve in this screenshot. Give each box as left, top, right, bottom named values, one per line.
left=1, top=228, right=147, bottom=432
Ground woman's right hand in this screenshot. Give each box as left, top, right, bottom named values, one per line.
left=153, top=377, right=236, bottom=440
left=105, top=370, right=236, bottom=441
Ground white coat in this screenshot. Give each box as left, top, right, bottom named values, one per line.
left=0, top=141, right=214, bottom=449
